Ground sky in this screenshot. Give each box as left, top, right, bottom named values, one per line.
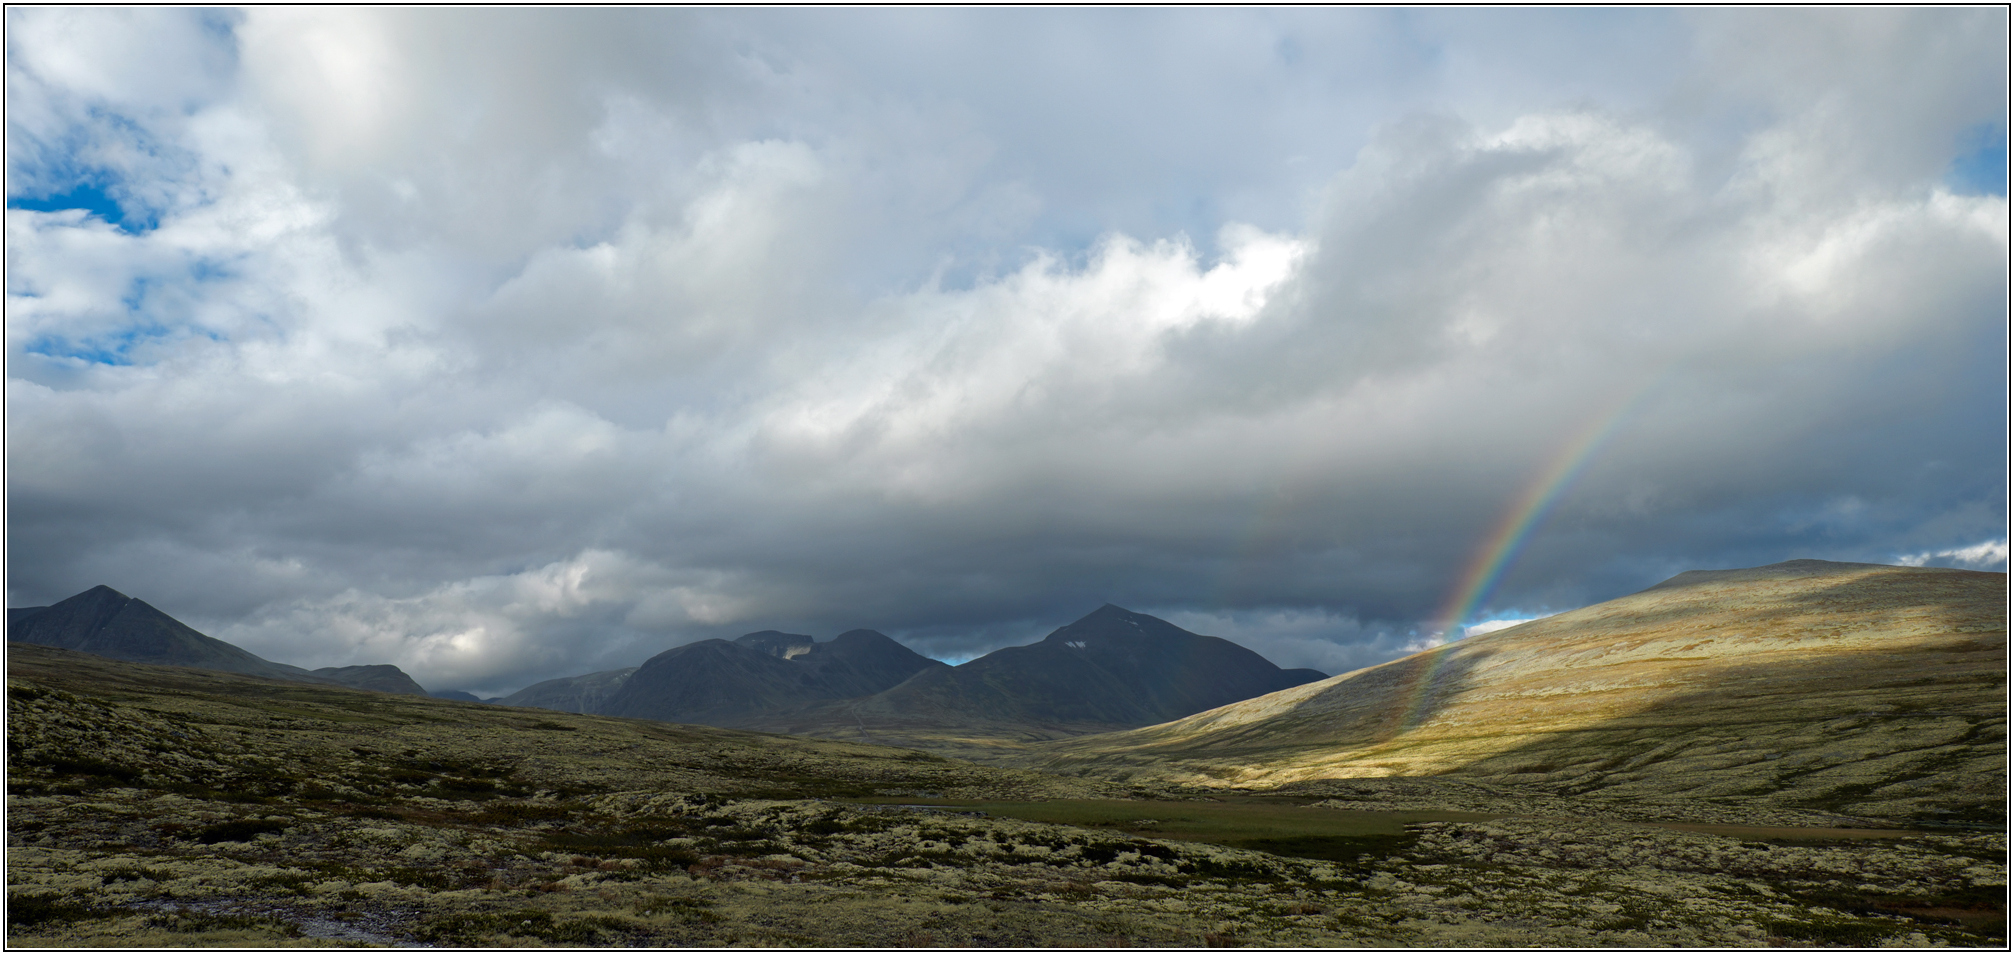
left=6, top=8, right=2007, bottom=697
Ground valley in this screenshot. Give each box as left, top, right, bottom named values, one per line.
left=6, top=559, right=2007, bottom=947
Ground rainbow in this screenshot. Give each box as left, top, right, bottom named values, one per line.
left=1386, top=386, right=1655, bottom=736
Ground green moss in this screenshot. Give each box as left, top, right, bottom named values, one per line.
left=99, top=866, right=174, bottom=885
left=1231, top=833, right=1414, bottom=870
left=534, top=827, right=704, bottom=870
left=416, top=909, right=636, bottom=946
left=1764, top=917, right=1903, bottom=947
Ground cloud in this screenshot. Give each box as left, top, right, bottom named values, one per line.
left=6, top=9, right=2004, bottom=694
left=205, top=549, right=747, bottom=697
left=1461, top=612, right=1562, bottom=639
left=1896, top=539, right=2009, bottom=571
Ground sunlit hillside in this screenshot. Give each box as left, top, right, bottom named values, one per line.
left=1028, top=560, right=2006, bottom=823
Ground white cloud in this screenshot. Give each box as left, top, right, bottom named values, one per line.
left=1402, top=633, right=1448, bottom=654
left=1896, top=539, right=2009, bottom=570
left=206, top=549, right=754, bottom=694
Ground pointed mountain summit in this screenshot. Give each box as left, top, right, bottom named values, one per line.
left=8, top=584, right=430, bottom=695
left=8, top=585, right=316, bottom=682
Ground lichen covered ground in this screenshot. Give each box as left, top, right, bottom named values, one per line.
left=8, top=646, right=2006, bottom=947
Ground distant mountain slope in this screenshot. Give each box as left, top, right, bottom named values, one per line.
left=1027, top=560, right=2006, bottom=823
left=736, top=631, right=817, bottom=658
left=7, top=585, right=430, bottom=697
left=8, top=585, right=322, bottom=683
left=313, top=664, right=428, bottom=696
left=752, top=605, right=1328, bottom=752
left=785, top=629, right=956, bottom=700
left=494, top=668, right=638, bottom=713
left=858, top=605, right=1323, bottom=725
left=429, top=689, right=493, bottom=703
left=599, top=630, right=945, bottom=726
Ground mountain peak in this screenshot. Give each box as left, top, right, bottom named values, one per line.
left=600, top=628, right=941, bottom=725
left=1042, top=603, right=1180, bottom=645
left=829, top=628, right=897, bottom=646
left=852, top=604, right=1324, bottom=729
left=10, top=585, right=309, bottom=683
left=736, top=630, right=817, bottom=659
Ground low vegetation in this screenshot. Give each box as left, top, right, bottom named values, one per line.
left=1027, top=563, right=2007, bottom=830
left=8, top=644, right=2005, bottom=947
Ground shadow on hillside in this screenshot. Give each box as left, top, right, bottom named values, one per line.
left=1384, top=627, right=2008, bottom=825
left=1121, top=641, right=1504, bottom=761
left=1540, top=568, right=2004, bottom=643
left=1773, top=570, right=2005, bottom=620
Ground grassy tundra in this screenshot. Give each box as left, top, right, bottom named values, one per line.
left=9, top=642, right=2004, bottom=947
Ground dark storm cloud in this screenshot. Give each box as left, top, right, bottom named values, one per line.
left=6, top=8, right=2004, bottom=695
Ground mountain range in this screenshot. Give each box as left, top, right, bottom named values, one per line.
left=6, top=585, right=1327, bottom=744
left=742, top=605, right=1330, bottom=750
left=501, top=605, right=1328, bottom=744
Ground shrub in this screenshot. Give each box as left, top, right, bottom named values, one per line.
left=8, top=893, right=110, bottom=928
left=191, top=819, right=287, bottom=844
left=469, top=801, right=572, bottom=826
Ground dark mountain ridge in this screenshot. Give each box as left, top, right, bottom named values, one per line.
left=769, top=605, right=1329, bottom=740
left=311, top=664, right=429, bottom=696
left=554, top=605, right=1330, bottom=750
left=10, top=587, right=1327, bottom=745
left=493, top=668, right=638, bottom=712
left=598, top=629, right=946, bottom=726
left=8, top=585, right=429, bottom=696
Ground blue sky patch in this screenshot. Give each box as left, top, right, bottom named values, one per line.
left=7, top=180, right=155, bottom=231
left=23, top=325, right=179, bottom=367
left=10, top=181, right=122, bottom=221
left=1947, top=123, right=2007, bottom=197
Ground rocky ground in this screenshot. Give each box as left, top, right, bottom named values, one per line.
left=7, top=646, right=2007, bottom=947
